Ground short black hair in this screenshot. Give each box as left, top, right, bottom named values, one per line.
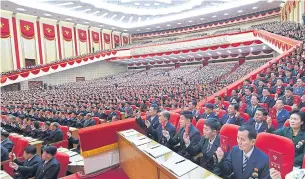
left=205, top=118, right=221, bottom=131
left=150, top=104, right=159, bottom=112
left=262, top=88, right=271, bottom=93
left=43, top=146, right=57, bottom=156
left=24, top=146, right=36, bottom=155
left=229, top=103, right=239, bottom=111
left=33, top=121, right=40, bottom=129
left=44, top=121, right=51, bottom=126
left=181, top=110, right=193, bottom=120
left=215, top=96, right=222, bottom=101
left=238, top=125, right=257, bottom=140
left=1, top=131, right=9, bottom=138
left=256, top=108, right=268, bottom=116
left=161, top=111, right=170, bottom=120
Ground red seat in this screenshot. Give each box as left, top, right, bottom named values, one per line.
left=301, top=107, right=305, bottom=112
left=199, top=107, right=205, bottom=115
left=39, top=122, right=44, bottom=127
left=223, top=101, right=230, bottom=109
left=219, top=124, right=239, bottom=151
left=239, top=112, right=250, bottom=122
left=130, top=105, right=137, bottom=110
left=258, top=103, right=269, bottom=111
left=51, top=140, right=68, bottom=148
left=271, top=118, right=278, bottom=130
left=191, top=118, right=197, bottom=126
left=217, top=109, right=226, bottom=119
left=269, top=94, right=275, bottom=99
left=169, top=112, right=180, bottom=128
left=1, top=115, right=7, bottom=120
left=14, top=138, right=29, bottom=157
left=196, top=119, right=205, bottom=136
left=59, top=126, right=69, bottom=140
left=256, top=133, right=294, bottom=178
left=293, top=95, right=301, bottom=105
left=283, top=105, right=292, bottom=112
left=1, top=160, right=14, bottom=176
left=302, top=155, right=305, bottom=168
left=283, top=120, right=290, bottom=127
left=269, top=108, right=276, bottom=119
left=239, top=103, right=247, bottom=112
left=93, top=117, right=100, bottom=124
left=55, top=152, right=70, bottom=178
left=115, top=110, right=121, bottom=120
left=8, top=135, right=20, bottom=146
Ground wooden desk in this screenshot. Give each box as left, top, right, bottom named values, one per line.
left=0, top=170, right=13, bottom=179
left=118, top=132, right=221, bottom=179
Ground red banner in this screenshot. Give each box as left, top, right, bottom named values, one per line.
left=104, top=33, right=110, bottom=44
left=20, top=20, right=35, bottom=39
left=78, top=29, right=87, bottom=42
left=92, top=31, right=99, bottom=43
left=114, top=35, right=120, bottom=44
left=42, top=24, right=55, bottom=40
left=1, top=18, right=10, bottom=38
left=62, top=26, right=72, bottom=41
left=123, top=36, right=128, bottom=44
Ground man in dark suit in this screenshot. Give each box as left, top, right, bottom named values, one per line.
left=245, top=108, right=268, bottom=133
left=10, top=146, right=41, bottom=179
left=279, top=87, right=294, bottom=106
left=243, top=88, right=253, bottom=106
left=44, top=122, right=63, bottom=145
left=83, top=113, right=96, bottom=127
left=244, top=95, right=260, bottom=118
left=151, top=110, right=176, bottom=147
left=1, top=131, right=13, bottom=152
left=214, top=125, right=270, bottom=179
left=272, top=78, right=285, bottom=96
left=67, top=132, right=80, bottom=153
left=220, top=104, right=244, bottom=126
left=186, top=118, right=221, bottom=170
left=165, top=111, right=201, bottom=160
left=75, top=113, right=86, bottom=128
left=10, top=146, right=60, bottom=179
left=259, top=88, right=275, bottom=108
left=1, top=145, right=9, bottom=161
left=136, top=104, right=160, bottom=140
left=200, top=103, right=218, bottom=120
left=274, top=99, right=290, bottom=128
left=107, top=107, right=117, bottom=121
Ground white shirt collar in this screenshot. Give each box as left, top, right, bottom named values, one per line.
left=243, top=146, right=254, bottom=159
left=209, top=135, right=217, bottom=144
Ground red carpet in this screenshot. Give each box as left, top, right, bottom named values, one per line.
left=61, top=168, right=129, bottom=179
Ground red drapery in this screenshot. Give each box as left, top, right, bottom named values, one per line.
left=104, top=33, right=110, bottom=44
left=20, top=20, right=35, bottom=39
left=62, top=26, right=72, bottom=41
left=42, top=24, right=55, bottom=40
left=92, top=31, right=99, bottom=43
left=78, top=29, right=87, bottom=42
left=0, top=17, right=10, bottom=38
left=114, top=35, right=120, bottom=45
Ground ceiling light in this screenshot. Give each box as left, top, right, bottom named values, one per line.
left=154, top=3, right=160, bottom=6
left=177, top=22, right=182, bottom=25
left=123, top=29, right=128, bottom=31
left=223, top=13, right=229, bottom=16
left=110, top=14, right=117, bottom=19
left=65, top=18, right=72, bottom=21
left=250, top=47, right=253, bottom=51
left=56, top=2, right=74, bottom=6
left=16, top=8, right=26, bottom=11
left=84, top=21, right=89, bottom=24
left=111, top=27, right=116, bottom=29
left=166, top=24, right=171, bottom=26
left=128, top=16, right=134, bottom=23
left=138, top=17, right=141, bottom=22
left=156, top=26, right=160, bottom=28
left=200, top=18, right=204, bottom=20
left=119, top=16, right=125, bottom=21
left=237, top=10, right=243, bottom=13
left=99, top=24, right=104, bottom=27
left=267, top=0, right=275, bottom=3
left=146, top=27, right=150, bottom=30
left=217, top=52, right=221, bottom=55
left=69, top=6, right=82, bottom=10
left=252, top=7, right=258, bottom=9
left=144, top=3, right=151, bottom=7
left=136, top=29, right=140, bottom=31
left=44, top=13, right=52, bottom=17
left=188, top=20, right=193, bottom=23
left=83, top=9, right=92, bottom=12
left=91, top=11, right=100, bottom=15
left=133, top=2, right=141, bottom=6
left=263, top=45, right=266, bottom=49
left=212, top=15, right=217, bottom=18
left=188, top=55, right=194, bottom=58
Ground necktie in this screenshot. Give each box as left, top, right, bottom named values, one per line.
left=243, top=155, right=248, bottom=172
left=206, top=143, right=212, bottom=153
left=263, top=97, right=266, bottom=102
left=255, top=123, right=260, bottom=131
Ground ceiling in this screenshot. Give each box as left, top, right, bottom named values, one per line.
left=1, top=0, right=282, bottom=34
left=113, top=44, right=273, bottom=64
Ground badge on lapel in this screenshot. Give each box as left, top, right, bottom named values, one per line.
left=296, top=140, right=304, bottom=149
left=250, top=168, right=259, bottom=179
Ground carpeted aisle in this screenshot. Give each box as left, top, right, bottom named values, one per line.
left=61, top=168, right=129, bottom=179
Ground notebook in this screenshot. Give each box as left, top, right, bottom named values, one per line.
left=144, top=144, right=172, bottom=158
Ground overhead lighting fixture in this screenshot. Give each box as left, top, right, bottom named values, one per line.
left=156, top=26, right=160, bottom=28
left=200, top=18, right=204, bottom=20
left=177, top=22, right=182, bottom=24
left=65, top=18, right=72, bottom=21
left=188, top=20, right=193, bottom=22
left=207, top=53, right=212, bottom=56
left=128, top=16, right=133, bottom=23
left=238, top=49, right=242, bottom=52
left=144, top=3, right=151, bottom=7
left=136, top=29, right=140, bottom=31
left=83, top=9, right=92, bottom=13
left=217, top=52, right=221, bottom=55
left=223, top=13, right=229, bottom=15
left=44, top=13, right=52, bottom=17
left=227, top=50, right=231, bottom=54
left=267, top=0, right=275, bottom=3
left=111, top=27, right=116, bottom=29
left=138, top=17, right=141, bottom=22
left=123, top=29, right=128, bottom=31
left=56, top=2, right=74, bottom=6
left=91, top=11, right=100, bottom=15
left=197, top=54, right=203, bottom=57
left=154, top=3, right=160, bottom=6
left=84, top=21, right=89, bottom=24
left=119, top=15, right=126, bottom=21
left=16, top=8, right=26, bottom=11
left=110, top=14, right=117, bottom=19
left=99, top=24, right=104, bottom=27
left=166, top=24, right=171, bottom=26
left=263, top=45, right=266, bottom=49
left=188, top=55, right=194, bottom=58
left=69, top=6, right=82, bottom=10
left=146, top=27, right=150, bottom=29
left=101, top=13, right=109, bottom=18
left=252, top=6, right=258, bottom=9
left=133, top=2, right=141, bottom=6
left=178, top=56, right=185, bottom=58
left=212, top=15, right=217, bottom=18
left=250, top=47, right=253, bottom=51
left=237, top=10, right=243, bottom=13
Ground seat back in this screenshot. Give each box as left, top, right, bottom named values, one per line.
left=219, top=124, right=239, bottom=151
left=59, top=126, right=69, bottom=140
left=302, top=155, right=305, bottom=168
left=301, top=107, right=305, bottom=113
left=14, top=138, right=29, bottom=157
left=55, top=152, right=70, bottom=178
left=293, top=95, right=301, bottom=105
left=217, top=109, right=226, bottom=119
left=256, top=133, right=294, bottom=178
left=258, top=103, right=269, bottom=111
left=272, top=118, right=278, bottom=130
left=2, top=160, right=15, bottom=176
left=196, top=119, right=205, bottom=136
left=93, top=117, right=100, bottom=125
left=223, top=101, right=230, bottom=109
left=283, top=120, right=290, bottom=127
left=283, top=105, right=292, bottom=112
left=239, top=112, right=250, bottom=122
left=269, top=108, right=276, bottom=119
left=1, top=115, right=7, bottom=120
left=169, top=112, right=180, bottom=128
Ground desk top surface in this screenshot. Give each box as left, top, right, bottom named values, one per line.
left=118, top=129, right=221, bottom=179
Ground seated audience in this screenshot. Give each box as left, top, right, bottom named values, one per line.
left=67, top=132, right=80, bottom=153
left=259, top=88, right=275, bottom=108
left=83, top=113, right=96, bottom=127
left=293, top=78, right=305, bottom=96
left=214, top=125, right=270, bottom=179
left=200, top=103, right=218, bottom=120
left=1, top=145, right=9, bottom=161
left=44, top=122, right=63, bottom=145
left=245, top=95, right=260, bottom=118
left=245, top=108, right=269, bottom=133
left=274, top=99, right=290, bottom=128
left=220, top=104, right=244, bottom=126
left=1, top=131, right=13, bottom=152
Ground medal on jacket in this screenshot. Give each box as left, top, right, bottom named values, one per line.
left=296, top=140, right=304, bottom=149
left=161, top=121, right=165, bottom=130
left=251, top=168, right=259, bottom=179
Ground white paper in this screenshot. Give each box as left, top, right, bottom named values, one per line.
left=109, top=150, right=120, bottom=165
left=162, top=159, right=198, bottom=177
left=120, top=129, right=138, bottom=137
left=132, top=137, right=152, bottom=146
left=204, top=175, right=220, bottom=179
left=70, top=155, right=84, bottom=162
left=144, top=145, right=172, bottom=158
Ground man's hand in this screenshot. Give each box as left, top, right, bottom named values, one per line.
left=9, top=162, right=18, bottom=170
left=267, top=116, right=272, bottom=129
left=183, top=134, right=190, bottom=146
left=215, top=147, right=224, bottom=163
left=145, top=120, right=151, bottom=128
left=67, top=132, right=72, bottom=138
left=270, top=168, right=282, bottom=179
left=162, top=130, right=170, bottom=141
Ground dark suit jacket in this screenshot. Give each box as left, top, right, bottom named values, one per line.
left=220, top=114, right=244, bottom=126
left=259, top=96, right=275, bottom=108
left=16, top=154, right=41, bottom=179
left=1, top=138, right=13, bottom=152
left=200, top=112, right=218, bottom=120
left=75, top=118, right=86, bottom=128
left=47, top=128, right=63, bottom=144
left=151, top=121, right=176, bottom=147
left=279, top=96, right=294, bottom=106
left=245, top=118, right=268, bottom=133
left=272, top=127, right=305, bottom=167
left=83, top=119, right=96, bottom=127
left=107, top=111, right=117, bottom=121
left=272, top=86, right=285, bottom=96
left=215, top=146, right=270, bottom=179
left=136, top=115, right=160, bottom=138
left=187, top=135, right=220, bottom=169
left=276, top=109, right=290, bottom=128
left=34, top=157, right=60, bottom=179
left=68, top=137, right=80, bottom=153
left=1, top=145, right=9, bottom=161
left=168, top=125, right=201, bottom=160
left=244, top=105, right=259, bottom=118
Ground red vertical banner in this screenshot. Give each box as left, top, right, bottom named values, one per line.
left=42, top=24, right=55, bottom=40
left=92, top=31, right=99, bottom=43
left=36, top=21, right=43, bottom=64
left=20, top=20, right=35, bottom=39
left=78, top=29, right=87, bottom=42
left=62, top=26, right=72, bottom=41
left=114, top=35, right=120, bottom=45
left=1, top=18, right=10, bottom=38
left=103, top=33, right=110, bottom=44
left=88, top=29, right=91, bottom=53
left=12, top=17, right=21, bottom=69
left=100, top=31, right=103, bottom=50
left=73, top=27, right=78, bottom=56
left=123, top=36, right=128, bottom=45
left=56, top=24, right=62, bottom=59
